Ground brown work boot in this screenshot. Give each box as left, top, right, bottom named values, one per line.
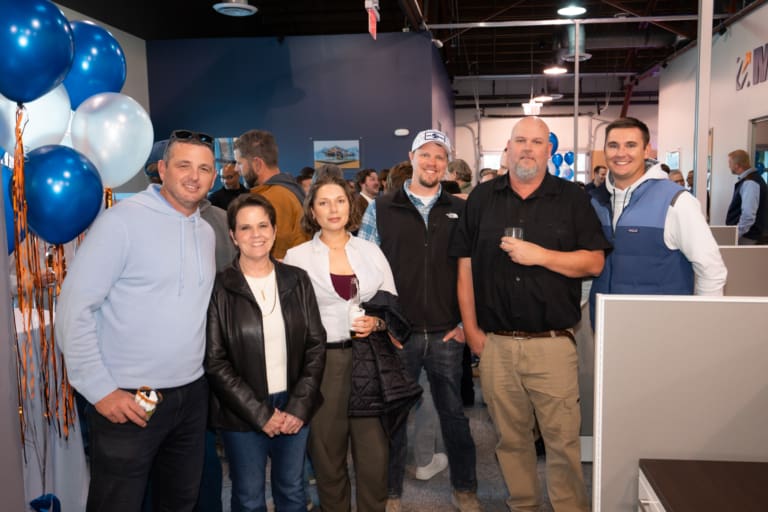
left=451, top=490, right=482, bottom=512
left=385, top=497, right=402, bottom=512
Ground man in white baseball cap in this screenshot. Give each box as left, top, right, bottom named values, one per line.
left=358, top=129, right=481, bottom=512
left=410, top=129, right=453, bottom=160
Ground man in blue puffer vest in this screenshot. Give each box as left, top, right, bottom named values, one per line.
left=589, top=117, right=727, bottom=326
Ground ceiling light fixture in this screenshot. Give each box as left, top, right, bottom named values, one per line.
left=557, top=4, right=586, bottom=16
left=522, top=100, right=542, bottom=116
left=213, top=0, right=258, bottom=17
left=544, top=64, right=568, bottom=75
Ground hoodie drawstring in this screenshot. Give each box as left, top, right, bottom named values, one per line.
left=177, top=216, right=206, bottom=295
left=193, top=216, right=204, bottom=286
left=178, top=217, right=186, bottom=295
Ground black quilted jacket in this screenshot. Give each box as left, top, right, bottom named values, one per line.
left=348, top=291, right=422, bottom=437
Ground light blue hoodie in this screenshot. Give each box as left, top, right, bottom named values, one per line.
left=56, top=185, right=216, bottom=405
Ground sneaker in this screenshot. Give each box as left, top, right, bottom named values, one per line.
left=385, top=497, right=402, bottom=512
left=414, top=452, right=449, bottom=480
left=451, top=490, right=482, bottom=512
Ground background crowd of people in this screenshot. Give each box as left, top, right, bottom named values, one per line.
left=53, top=114, right=759, bottom=512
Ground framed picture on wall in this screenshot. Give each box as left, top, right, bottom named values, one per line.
left=665, top=150, right=680, bottom=170
left=312, top=139, right=360, bottom=169
left=215, top=137, right=236, bottom=165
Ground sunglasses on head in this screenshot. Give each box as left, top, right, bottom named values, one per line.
left=169, top=129, right=214, bottom=150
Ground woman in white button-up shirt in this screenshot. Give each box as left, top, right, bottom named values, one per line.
left=284, top=173, right=397, bottom=512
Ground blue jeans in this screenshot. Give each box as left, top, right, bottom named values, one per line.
left=221, top=392, right=309, bottom=512
left=87, top=377, right=208, bottom=512
left=387, top=331, right=477, bottom=496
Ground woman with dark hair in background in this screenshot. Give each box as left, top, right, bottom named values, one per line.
left=205, top=193, right=326, bottom=512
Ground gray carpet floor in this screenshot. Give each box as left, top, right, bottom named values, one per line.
left=221, top=378, right=593, bottom=511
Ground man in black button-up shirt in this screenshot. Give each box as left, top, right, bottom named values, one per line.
left=451, top=116, right=610, bottom=512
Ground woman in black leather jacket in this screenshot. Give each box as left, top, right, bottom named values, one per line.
left=205, top=193, right=326, bottom=512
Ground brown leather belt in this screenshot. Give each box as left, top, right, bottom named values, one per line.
left=326, top=339, right=354, bottom=350
left=493, top=329, right=574, bottom=342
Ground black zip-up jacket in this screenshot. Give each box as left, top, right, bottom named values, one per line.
left=205, top=258, right=326, bottom=432
left=375, top=187, right=465, bottom=333
left=726, top=170, right=768, bottom=242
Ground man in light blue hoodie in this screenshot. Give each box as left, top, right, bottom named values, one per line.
left=56, top=129, right=218, bottom=512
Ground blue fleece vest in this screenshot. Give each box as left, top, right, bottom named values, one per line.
left=589, top=179, right=693, bottom=324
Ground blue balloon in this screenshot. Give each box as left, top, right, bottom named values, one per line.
left=25, top=145, right=103, bottom=244
left=63, top=21, right=127, bottom=109
left=549, top=132, right=559, bottom=156
left=0, top=0, right=74, bottom=103
left=756, top=162, right=765, bottom=172
left=564, top=151, right=575, bottom=165
left=560, top=166, right=574, bottom=180
left=552, top=153, right=563, bottom=168
left=30, top=493, right=61, bottom=512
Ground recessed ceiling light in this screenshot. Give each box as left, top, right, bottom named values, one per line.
left=213, top=0, right=258, bottom=17
left=557, top=5, right=587, bottom=16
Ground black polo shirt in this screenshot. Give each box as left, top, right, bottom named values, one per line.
left=450, top=172, right=610, bottom=332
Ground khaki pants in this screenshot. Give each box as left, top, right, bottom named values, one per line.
left=309, top=348, right=388, bottom=512
left=480, top=333, right=589, bottom=512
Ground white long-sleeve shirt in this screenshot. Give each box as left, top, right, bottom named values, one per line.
left=607, top=165, right=727, bottom=295
left=284, top=232, right=397, bottom=342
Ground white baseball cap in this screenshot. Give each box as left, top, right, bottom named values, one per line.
left=411, top=129, right=452, bottom=161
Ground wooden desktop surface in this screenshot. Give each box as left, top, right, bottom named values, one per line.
left=639, top=459, right=768, bottom=512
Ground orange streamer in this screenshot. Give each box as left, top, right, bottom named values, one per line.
left=105, top=187, right=113, bottom=209
left=10, top=103, right=76, bottom=452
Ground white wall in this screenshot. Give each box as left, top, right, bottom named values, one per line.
left=454, top=104, right=659, bottom=175
left=55, top=4, right=150, bottom=112
left=658, top=2, right=768, bottom=224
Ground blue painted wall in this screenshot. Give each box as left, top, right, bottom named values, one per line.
left=145, top=31, right=454, bottom=177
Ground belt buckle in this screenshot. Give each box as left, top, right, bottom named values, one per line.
left=512, top=331, right=528, bottom=340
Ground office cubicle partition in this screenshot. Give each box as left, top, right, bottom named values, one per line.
left=592, top=295, right=768, bottom=511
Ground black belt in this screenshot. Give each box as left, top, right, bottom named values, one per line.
left=326, top=339, right=354, bottom=350
left=493, top=330, right=575, bottom=342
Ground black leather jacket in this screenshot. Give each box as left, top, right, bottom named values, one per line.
left=205, top=258, right=326, bottom=432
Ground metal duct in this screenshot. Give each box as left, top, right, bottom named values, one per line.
left=560, top=26, right=678, bottom=56
left=563, top=24, right=590, bottom=62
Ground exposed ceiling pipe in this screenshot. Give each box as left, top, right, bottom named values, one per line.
left=560, top=30, right=678, bottom=51
left=633, top=0, right=768, bottom=81
left=397, top=0, right=425, bottom=31
left=601, top=0, right=693, bottom=39
left=428, top=14, right=726, bottom=31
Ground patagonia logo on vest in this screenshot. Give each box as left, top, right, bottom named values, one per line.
left=627, top=228, right=639, bottom=233
left=446, top=212, right=458, bottom=219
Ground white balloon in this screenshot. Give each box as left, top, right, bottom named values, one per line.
left=71, top=92, right=154, bottom=188
left=0, top=84, right=72, bottom=153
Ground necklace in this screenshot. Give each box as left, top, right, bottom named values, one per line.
left=246, top=270, right=278, bottom=316
left=320, top=233, right=349, bottom=251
